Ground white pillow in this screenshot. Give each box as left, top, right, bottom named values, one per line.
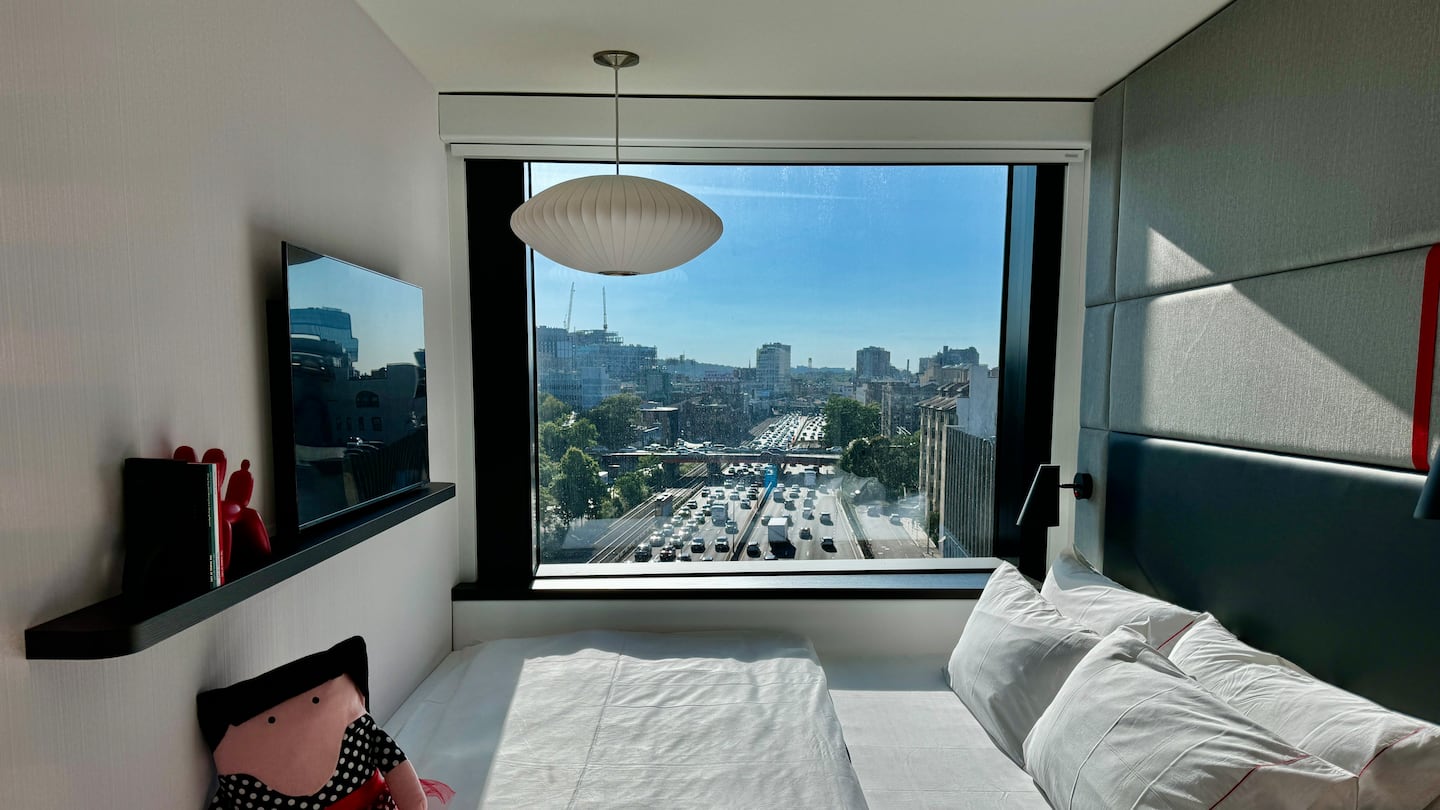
left=1023, top=626, right=1359, bottom=810
left=944, top=561, right=1099, bottom=768
left=1170, top=614, right=1440, bottom=810
left=1040, top=545, right=1199, bottom=651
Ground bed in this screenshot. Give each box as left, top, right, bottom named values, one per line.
left=383, top=435, right=1440, bottom=809
left=386, top=629, right=870, bottom=809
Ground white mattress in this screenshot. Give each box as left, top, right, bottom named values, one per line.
left=823, top=657, right=1050, bottom=810
left=387, top=629, right=869, bottom=809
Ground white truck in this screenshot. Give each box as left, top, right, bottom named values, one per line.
left=767, top=516, right=790, bottom=547
left=711, top=502, right=727, bottom=523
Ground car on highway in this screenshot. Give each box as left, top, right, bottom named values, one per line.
left=799, top=527, right=812, bottom=539
left=691, top=538, right=705, bottom=553
left=702, top=555, right=714, bottom=561
left=890, top=514, right=903, bottom=525
left=821, top=536, right=835, bottom=550
left=746, top=539, right=762, bottom=557
left=763, top=552, right=777, bottom=560
left=678, top=552, right=692, bottom=561
left=658, top=547, right=676, bottom=561
left=714, top=538, right=730, bottom=552
left=671, top=537, right=686, bottom=549
left=819, top=512, right=831, bottom=523
left=634, top=545, right=652, bottom=562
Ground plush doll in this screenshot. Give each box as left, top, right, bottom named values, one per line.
left=197, top=636, right=451, bottom=810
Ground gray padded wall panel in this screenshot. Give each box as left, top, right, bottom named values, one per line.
left=1084, top=84, right=1123, bottom=307
left=1110, top=247, right=1432, bottom=469
left=1115, top=0, right=1440, bottom=301
left=1073, top=428, right=1108, bottom=566
left=1080, top=304, right=1113, bottom=430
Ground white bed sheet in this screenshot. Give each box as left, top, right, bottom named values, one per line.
left=387, top=629, right=869, bottom=809
left=823, top=657, right=1050, bottom=810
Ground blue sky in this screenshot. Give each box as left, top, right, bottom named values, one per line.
left=287, top=254, right=426, bottom=371
left=530, top=163, right=1008, bottom=372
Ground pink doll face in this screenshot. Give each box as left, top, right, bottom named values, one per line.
left=212, top=674, right=367, bottom=796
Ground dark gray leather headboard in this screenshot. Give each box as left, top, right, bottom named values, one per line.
left=1103, top=431, right=1440, bottom=723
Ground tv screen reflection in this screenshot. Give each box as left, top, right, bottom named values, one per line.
left=283, top=246, right=428, bottom=529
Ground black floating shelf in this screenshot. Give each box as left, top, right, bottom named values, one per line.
left=25, top=483, right=455, bottom=660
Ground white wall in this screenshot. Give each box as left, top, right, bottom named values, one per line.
left=1048, top=157, right=1089, bottom=563
left=0, top=3, right=457, bottom=806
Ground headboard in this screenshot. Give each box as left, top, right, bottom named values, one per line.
left=1102, top=431, right=1440, bottom=723
left=1073, top=0, right=1440, bottom=724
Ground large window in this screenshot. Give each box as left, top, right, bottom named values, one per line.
left=468, top=160, right=1062, bottom=592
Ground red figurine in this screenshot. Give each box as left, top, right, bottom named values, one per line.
left=174, top=446, right=273, bottom=581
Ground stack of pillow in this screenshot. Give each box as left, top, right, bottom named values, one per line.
left=945, top=548, right=1440, bottom=809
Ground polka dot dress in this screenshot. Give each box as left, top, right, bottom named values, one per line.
left=210, top=715, right=407, bottom=810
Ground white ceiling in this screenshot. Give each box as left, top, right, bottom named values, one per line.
left=356, top=0, right=1232, bottom=99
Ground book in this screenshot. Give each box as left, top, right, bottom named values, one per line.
left=121, top=457, right=222, bottom=611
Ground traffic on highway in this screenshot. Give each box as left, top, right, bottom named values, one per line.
left=588, top=413, right=935, bottom=565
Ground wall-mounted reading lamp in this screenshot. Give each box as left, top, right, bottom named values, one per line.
left=1414, top=460, right=1440, bottom=519
left=1017, top=464, right=1094, bottom=529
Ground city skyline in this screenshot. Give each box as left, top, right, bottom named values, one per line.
left=529, top=162, right=1007, bottom=371
left=536, top=320, right=980, bottom=377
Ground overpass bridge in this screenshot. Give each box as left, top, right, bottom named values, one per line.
left=601, top=449, right=841, bottom=477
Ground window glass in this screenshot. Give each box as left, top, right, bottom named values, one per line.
left=528, top=163, right=1006, bottom=566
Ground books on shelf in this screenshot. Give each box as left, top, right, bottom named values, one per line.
left=120, top=457, right=223, bottom=611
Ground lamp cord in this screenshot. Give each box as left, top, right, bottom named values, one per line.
left=612, top=64, right=620, bottom=175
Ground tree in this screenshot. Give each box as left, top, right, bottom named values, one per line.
left=614, top=472, right=651, bottom=511
left=587, top=393, right=642, bottom=450
left=538, top=392, right=571, bottom=424
left=841, top=435, right=880, bottom=479
left=840, top=434, right=919, bottom=502
left=876, top=433, right=921, bottom=497
left=823, top=396, right=880, bottom=448
left=539, top=416, right=599, bottom=462
left=552, top=447, right=606, bottom=522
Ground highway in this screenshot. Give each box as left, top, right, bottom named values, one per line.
left=583, top=412, right=935, bottom=566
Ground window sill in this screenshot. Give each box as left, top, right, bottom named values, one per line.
left=453, top=557, right=998, bottom=600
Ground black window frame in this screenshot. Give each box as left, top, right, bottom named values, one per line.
left=456, top=159, right=1063, bottom=599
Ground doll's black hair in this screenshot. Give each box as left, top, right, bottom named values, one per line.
left=196, top=636, right=370, bottom=751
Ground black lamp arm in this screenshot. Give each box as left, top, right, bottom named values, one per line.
left=1060, top=473, right=1093, bottom=500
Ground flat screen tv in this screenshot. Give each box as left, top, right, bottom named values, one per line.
left=270, top=243, right=428, bottom=536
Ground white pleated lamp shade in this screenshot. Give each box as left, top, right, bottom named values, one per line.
left=511, top=174, right=723, bottom=276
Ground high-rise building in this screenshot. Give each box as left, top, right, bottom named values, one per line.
left=856, top=346, right=891, bottom=380
left=291, top=307, right=360, bottom=364
left=536, top=325, right=657, bottom=409
left=756, top=342, right=791, bottom=396
left=919, top=345, right=982, bottom=385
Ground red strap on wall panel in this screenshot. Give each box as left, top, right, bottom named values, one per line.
left=1412, top=245, right=1440, bottom=471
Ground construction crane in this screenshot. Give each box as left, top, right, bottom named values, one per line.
left=563, top=282, right=575, bottom=331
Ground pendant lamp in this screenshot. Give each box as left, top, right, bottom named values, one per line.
left=510, top=51, right=724, bottom=276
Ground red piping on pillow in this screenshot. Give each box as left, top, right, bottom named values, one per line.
left=1156, top=618, right=1197, bottom=651
left=1358, top=727, right=1424, bottom=777
left=1208, top=754, right=1310, bottom=809
left=1411, top=244, right=1440, bottom=471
